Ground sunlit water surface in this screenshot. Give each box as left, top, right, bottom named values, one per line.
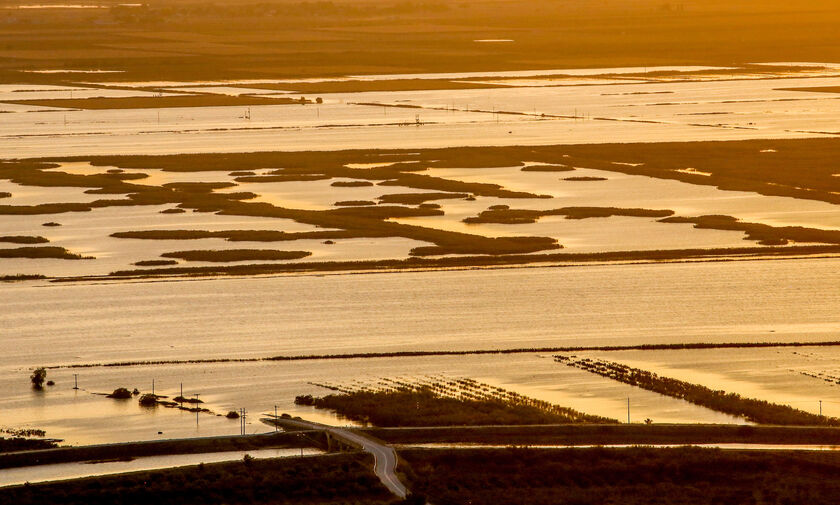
left=0, top=258, right=838, bottom=443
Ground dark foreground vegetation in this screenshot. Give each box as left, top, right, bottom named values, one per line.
left=400, top=447, right=840, bottom=505
left=558, top=356, right=840, bottom=426
left=296, top=388, right=613, bottom=426
left=0, top=453, right=395, bottom=505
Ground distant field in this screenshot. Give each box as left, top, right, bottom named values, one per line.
left=2, top=0, right=840, bottom=84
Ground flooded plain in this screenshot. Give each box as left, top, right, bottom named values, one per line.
left=5, top=65, right=840, bottom=158
left=1, top=258, right=839, bottom=443
left=1, top=63, right=839, bottom=451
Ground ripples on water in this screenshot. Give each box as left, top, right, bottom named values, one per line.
left=1, top=258, right=838, bottom=443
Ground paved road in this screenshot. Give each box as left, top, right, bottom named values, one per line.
left=264, top=417, right=408, bottom=499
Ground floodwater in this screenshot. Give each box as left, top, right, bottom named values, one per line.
left=2, top=158, right=836, bottom=277
left=1, top=258, right=838, bottom=443
left=1, top=64, right=839, bottom=446
left=0, top=447, right=322, bottom=488
left=5, top=68, right=840, bottom=158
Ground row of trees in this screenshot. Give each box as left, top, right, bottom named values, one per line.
left=297, top=388, right=598, bottom=427
left=557, top=355, right=840, bottom=426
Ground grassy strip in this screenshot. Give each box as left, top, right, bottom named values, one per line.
left=0, top=246, right=89, bottom=260
left=776, top=86, right=840, bottom=94
left=0, top=438, right=57, bottom=454
left=103, top=244, right=840, bottom=278
left=0, top=432, right=308, bottom=470
left=399, top=447, right=840, bottom=505
left=332, top=181, right=374, bottom=187
left=0, top=236, right=49, bottom=244
left=160, top=249, right=311, bottom=262
left=0, top=453, right=394, bottom=505
left=46, top=340, right=840, bottom=370
left=134, top=260, right=178, bottom=266
left=111, top=229, right=361, bottom=242
left=0, top=274, right=47, bottom=282
left=334, top=200, right=375, bottom=207
left=520, top=165, right=574, bottom=172
left=464, top=205, right=674, bottom=224
left=244, top=79, right=505, bottom=94
left=296, top=389, right=613, bottom=426
left=557, top=356, right=840, bottom=426
left=377, top=192, right=470, bottom=205
left=366, top=424, right=840, bottom=446
left=660, top=215, right=840, bottom=245
left=563, top=176, right=607, bottom=181
left=0, top=95, right=311, bottom=110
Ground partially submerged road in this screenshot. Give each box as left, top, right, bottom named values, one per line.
left=264, top=416, right=408, bottom=499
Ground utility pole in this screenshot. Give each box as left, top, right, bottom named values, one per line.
left=152, top=379, right=155, bottom=396
left=194, top=394, right=201, bottom=425
left=820, top=400, right=823, bottom=416
left=274, top=405, right=278, bottom=432
left=73, top=374, right=78, bottom=390
left=627, top=397, right=630, bottom=424
left=179, top=383, right=183, bottom=406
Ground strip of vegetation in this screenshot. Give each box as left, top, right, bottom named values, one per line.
left=399, top=447, right=840, bottom=505
left=464, top=205, right=674, bottom=224
left=295, top=387, right=614, bottom=426
left=377, top=192, right=470, bottom=205
left=245, top=79, right=504, bottom=94
left=160, top=249, right=312, bottom=262
left=134, top=260, right=178, bottom=266
left=366, top=424, right=840, bottom=446
left=103, top=243, right=840, bottom=278
left=521, top=164, right=574, bottom=172
left=234, top=174, right=330, bottom=183
left=0, top=453, right=395, bottom=505
left=0, top=437, right=57, bottom=454
left=0, top=432, right=309, bottom=470
left=334, top=200, right=376, bottom=206
left=0, top=246, right=89, bottom=260
left=0, top=274, right=46, bottom=282
left=660, top=215, right=840, bottom=245
left=563, top=176, right=607, bottom=181
left=45, top=340, right=840, bottom=370
left=332, top=180, right=374, bottom=187
left=777, top=86, right=840, bottom=94
left=557, top=356, right=840, bottom=426
left=1, top=94, right=312, bottom=110
left=112, top=229, right=361, bottom=242
left=0, top=235, right=48, bottom=244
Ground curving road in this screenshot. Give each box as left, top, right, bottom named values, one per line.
left=264, top=417, right=407, bottom=499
